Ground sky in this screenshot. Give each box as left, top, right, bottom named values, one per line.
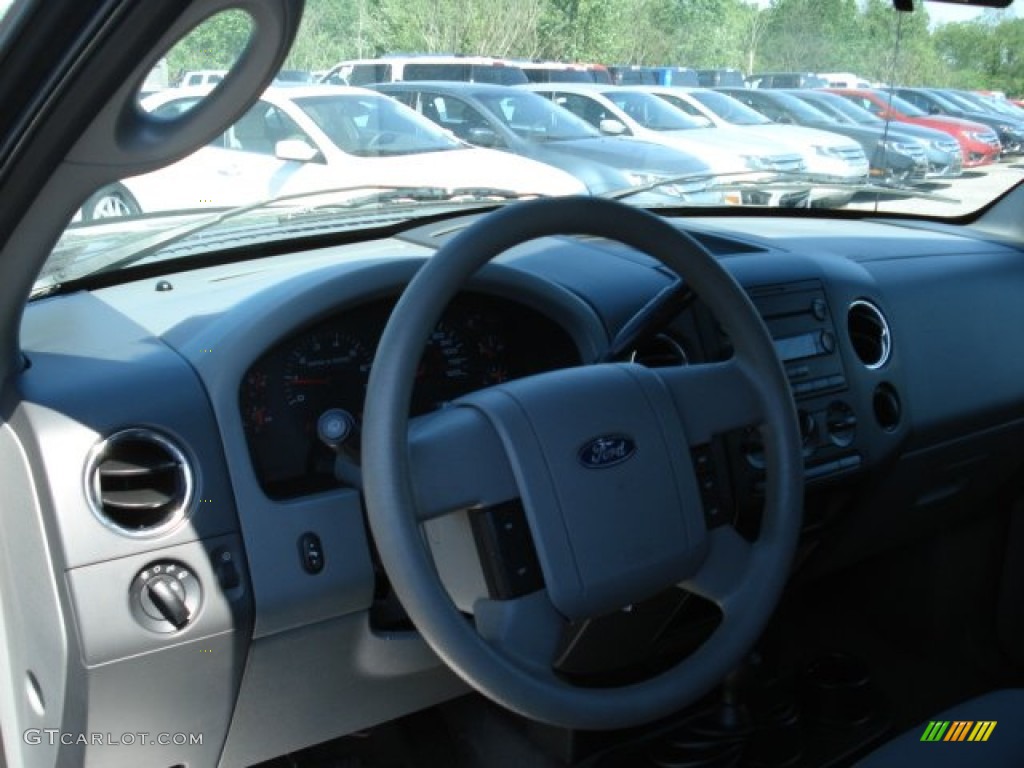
left=924, top=1, right=1017, bottom=26
left=746, top=0, right=1020, bottom=27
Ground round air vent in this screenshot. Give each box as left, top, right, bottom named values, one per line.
left=85, top=428, right=194, bottom=537
left=847, top=300, right=891, bottom=369
left=629, top=333, right=689, bottom=367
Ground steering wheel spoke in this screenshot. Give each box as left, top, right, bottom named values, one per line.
left=407, top=405, right=518, bottom=521
left=679, top=526, right=755, bottom=608
left=657, top=359, right=765, bottom=444
left=474, top=591, right=566, bottom=677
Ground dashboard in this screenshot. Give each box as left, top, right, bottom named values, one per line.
left=11, top=207, right=1024, bottom=767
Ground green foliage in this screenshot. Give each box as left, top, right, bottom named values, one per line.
left=174, top=1, right=1022, bottom=96
left=166, top=9, right=254, bottom=81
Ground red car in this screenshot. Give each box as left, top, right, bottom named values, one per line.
left=829, top=88, right=1002, bottom=167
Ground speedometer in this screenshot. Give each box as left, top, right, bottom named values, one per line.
left=283, top=331, right=372, bottom=432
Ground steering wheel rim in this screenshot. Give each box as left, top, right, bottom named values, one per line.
left=362, top=196, right=803, bottom=730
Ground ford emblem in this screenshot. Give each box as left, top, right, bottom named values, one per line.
left=578, top=435, right=637, bottom=469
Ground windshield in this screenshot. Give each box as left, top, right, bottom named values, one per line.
left=474, top=90, right=600, bottom=141
left=792, top=94, right=857, bottom=124
left=689, top=90, right=773, bottom=125
left=922, top=88, right=968, bottom=113
left=878, top=92, right=929, bottom=117
left=935, top=89, right=986, bottom=113
left=295, top=93, right=463, bottom=156
left=808, top=93, right=881, bottom=125
left=751, top=90, right=839, bottom=123
left=602, top=90, right=704, bottom=131
left=42, top=0, right=1024, bottom=289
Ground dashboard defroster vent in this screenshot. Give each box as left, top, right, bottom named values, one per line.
left=86, top=428, right=194, bottom=537
left=847, top=300, right=891, bottom=369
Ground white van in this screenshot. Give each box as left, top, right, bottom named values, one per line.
left=817, top=72, right=873, bottom=88
left=176, top=69, right=228, bottom=88
left=321, top=55, right=527, bottom=87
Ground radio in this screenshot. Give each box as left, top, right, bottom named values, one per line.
left=748, top=279, right=846, bottom=399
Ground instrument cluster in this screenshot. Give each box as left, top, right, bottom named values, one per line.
left=240, top=291, right=580, bottom=498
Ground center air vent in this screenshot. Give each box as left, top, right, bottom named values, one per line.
left=847, top=300, right=891, bottom=369
left=86, top=429, right=194, bottom=537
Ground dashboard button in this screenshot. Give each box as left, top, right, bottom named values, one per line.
left=299, top=532, right=325, bottom=574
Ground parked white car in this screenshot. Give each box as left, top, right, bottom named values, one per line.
left=79, top=85, right=585, bottom=219
left=521, top=82, right=812, bottom=206
left=646, top=87, right=870, bottom=206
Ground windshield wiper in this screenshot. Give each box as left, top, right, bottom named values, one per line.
left=607, top=170, right=961, bottom=206
left=278, top=186, right=544, bottom=221
left=34, top=185, right=542, bottom=297
left=713, top=176, right=961, bottom=205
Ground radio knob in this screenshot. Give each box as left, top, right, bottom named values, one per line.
left=811, top=298, right=828, bottom=320
left=826, top=402, right=857, bottom=447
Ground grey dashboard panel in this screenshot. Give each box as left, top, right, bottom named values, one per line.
left=0, top=416, right=71, bottom=768
left=219, top=612, right=468, bottom=767
left=66, top=626, right=245, bottom=768
left=16, top=298, right=241, bottom=569
left=80, top=247, right=608, bottom=639
left=67, top=533, right=249, bottom=666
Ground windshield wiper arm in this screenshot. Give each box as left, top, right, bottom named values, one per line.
left=711, top=176, right=961, bottom=204
left=603, top=172, right=718, bottom=201
left=278, top=186, right=545, bottom=220
left=605, top=169, right=961, bottom=206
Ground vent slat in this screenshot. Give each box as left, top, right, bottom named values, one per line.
left=101, top=488, right=176, bottom=510
left=98, top=457, right=178, bottom=477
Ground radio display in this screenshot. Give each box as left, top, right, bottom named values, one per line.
left=774, top=332, right=821, bottom=362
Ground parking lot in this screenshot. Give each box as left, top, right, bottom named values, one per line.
left=846, top=158, right=1024, bottom=215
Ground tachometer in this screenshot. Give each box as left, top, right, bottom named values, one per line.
left=413, top=321, right=474, bottom=412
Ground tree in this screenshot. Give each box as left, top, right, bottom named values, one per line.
left=166, top=9, right=254, bottom=79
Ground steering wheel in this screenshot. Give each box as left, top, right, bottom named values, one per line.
left=361, top=196, right=803, bottom=730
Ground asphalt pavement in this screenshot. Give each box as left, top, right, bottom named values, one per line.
left=845, top=159, right=1024, bottom=216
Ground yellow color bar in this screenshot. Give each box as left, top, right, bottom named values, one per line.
left=968, top=721, right=997, bottom=742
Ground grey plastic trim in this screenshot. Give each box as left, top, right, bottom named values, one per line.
left=67, top=533, right=249, bottom=667
left=219, top=612, right=467, bottom=767
left=0, top=411, right=71, bottom=768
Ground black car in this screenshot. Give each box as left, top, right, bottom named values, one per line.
left=746, top=72, right=828, bottom=89
left=696, top=68, right=746, bottom=87
left=372, top=81, right=719, bottom=202
left=894, top=87, right=1024, bottom=154
left=719, top=87, right=930, bottom=185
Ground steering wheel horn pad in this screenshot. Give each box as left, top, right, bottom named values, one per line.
left=459, top=362, right=709, bottom=621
